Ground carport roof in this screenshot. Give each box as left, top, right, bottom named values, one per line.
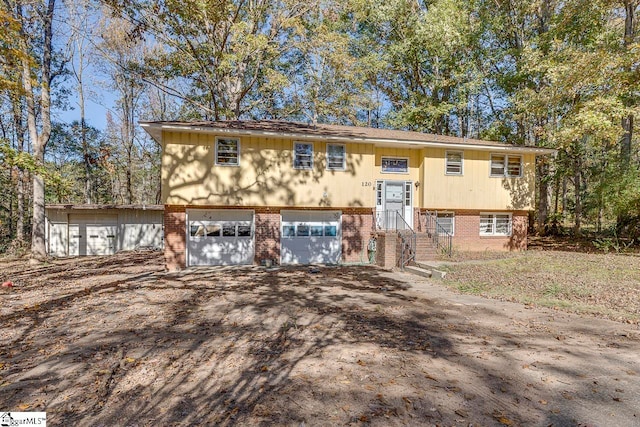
left=140, top=120, right=556, bottom=155
left=46, top=204, right=164, bottom=211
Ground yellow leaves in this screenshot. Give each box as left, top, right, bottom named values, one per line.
left=492, top=411, right=514, bottom=426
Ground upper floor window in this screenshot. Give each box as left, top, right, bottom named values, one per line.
left=294, top=142, right=313, bottom=170
left=215, top=137, right=240, bottom=166
left=445, top=151, right=463, bottom=175
left=480, top=213, right=512, bottom=236
left=326, top=144, right=346, bottom=170
left=491, top=154, right=522, bottom=177
left=381, top=157, right=409, bottom=174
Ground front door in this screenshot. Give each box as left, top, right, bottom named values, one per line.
left=376, top=180, right=413, bottom=229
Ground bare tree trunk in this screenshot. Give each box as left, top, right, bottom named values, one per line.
left=79, top=75, right=92, bottom=203
left=12, top=96, right=25, bottom=243
left=573, top=156, right=582, bottom=235
left=536, top=157, right=549, bottom=234
left=620, top=0, right=636, bottom=165
left=19, top=0, right=56, bottom=260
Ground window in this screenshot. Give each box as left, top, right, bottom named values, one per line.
left=282, top=223, right=339, bottom=238
left=326, top=144, right=346, bottom=170
left=283, top=225, right=295, bottom=237
left=445, top=151, right=463, bottom=175
left=294, top=142, right=313, bottom=170
left=381, top=157, right=409, bottom=173
left=480, top=213, right=512, bottom=236
left=436, top=212, right=455, bottom=235
left=405, top=181, right=412, bottom=207
left=491, top=154, right=522, bottom=177
left=376, top=181, right=383, bottom=207
left=189, top=221, right=252, bottom=238
left=216, top=137, right=240, bottom=166
left=297, top=224, right=310, bottom=236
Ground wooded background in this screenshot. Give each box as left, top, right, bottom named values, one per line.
left=1, top=0, right=639, bottom=256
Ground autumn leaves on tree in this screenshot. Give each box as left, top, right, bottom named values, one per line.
left=0, top=0, right=639, bottom=256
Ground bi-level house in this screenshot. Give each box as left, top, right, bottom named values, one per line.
left=141, top=120, right=553, bottom=271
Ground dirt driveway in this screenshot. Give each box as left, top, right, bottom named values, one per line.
left=1, top=252, right=639, bottom=426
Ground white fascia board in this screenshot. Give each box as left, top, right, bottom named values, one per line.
left=143, top=123, right=556, bottom=155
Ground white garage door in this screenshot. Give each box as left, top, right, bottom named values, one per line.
left=69, top=214, right=117, bottom=256
left=281, top=210, right=341, bottom=265
left=187, top=209, right=254, bottom=266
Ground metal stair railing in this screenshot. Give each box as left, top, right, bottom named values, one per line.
left=395, top=211, right=416, bottom=270
left=424, top=210, right=453, bottom=257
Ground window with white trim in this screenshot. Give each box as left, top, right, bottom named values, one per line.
left=381, top=157, right=409, bottom=173
left=326, top=144, right=346, bottom=170
left=445, top=151, right=463, bottom=175
left=436, top=212, right=455, bottom=235
left=491, top=154, right=522, bottom=177
left=215, top=138, right=240, bottom=166
left=293, top=142, right=313, bottom=169
left=479, top=213, right=512, bottom=236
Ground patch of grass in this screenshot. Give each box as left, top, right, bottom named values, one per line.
left=542, top=283, right=564, bottom=298
left=455, top=281, right=490, bottom=295
left=442, top=251, right=640, bottom=323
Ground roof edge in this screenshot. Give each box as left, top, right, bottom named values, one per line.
left=139, top=121, right=557, bottom=155
left=45, top=204, right=164, bottom=211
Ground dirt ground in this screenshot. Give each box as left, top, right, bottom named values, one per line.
left=1, top=251, right=639, bottom=427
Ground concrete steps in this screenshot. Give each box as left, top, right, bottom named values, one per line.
left=404, top=262, right=447, bottom=280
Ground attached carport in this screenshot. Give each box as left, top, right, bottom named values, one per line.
left=45, top=204, right=164, bottom=257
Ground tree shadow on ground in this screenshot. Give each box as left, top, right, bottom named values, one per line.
left=0, top=252, right=638, bottom=426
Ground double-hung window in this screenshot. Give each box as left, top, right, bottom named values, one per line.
left=445, top=151, right=463, bottom=175
left=326, top=144, right=346, bottom=170
left=491, top=154, right=522, bottom=177
left=215, top=137, right=240, bottom=166
left=479, top=213, right=512, bottom=236
left=294, top=142, right=313, bottom=170
left=436, top=212, right=455, bottom=235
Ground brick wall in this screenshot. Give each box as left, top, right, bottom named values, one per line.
left=341, top=208, right=375, bottom=263
left=420, top=209, right=528, bottom=252
left=164, top=205, right=377, bottom=269
left=255, top=208, right=280, bottom=264
left=374, top=232, right=398, bottom=269
left=164, top=205, right=186, bottom=271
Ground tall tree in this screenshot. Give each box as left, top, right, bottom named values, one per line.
left=8, top=0, right=60, bottom=260
left=104, top=0, right=316, bottom=120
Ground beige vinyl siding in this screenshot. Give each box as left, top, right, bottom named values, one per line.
left=421, top=148, right=535, bottom=210
left=162, top=132, right=376, bottom=207
left=162, top=131, right=536, bottom=211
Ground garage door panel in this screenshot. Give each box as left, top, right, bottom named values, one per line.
left=68, top=215, right=117, bottom=256
left=281, top=238, right=341, bottom=264
left=187, top=209, right=255, bottom=266
left=189, top=238, right=254, bottom=266
left=281, top=210, right=341, bottom=265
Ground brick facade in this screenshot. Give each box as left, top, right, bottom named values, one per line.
left=419, top=209, right=528, bottom=252
left=163, top=206, right=376, bottom=269
left=164, top=205, right=186, bottom=271
left=341, top=208, right=376, bottom=263
left=254, top=208, right=280, bottom=264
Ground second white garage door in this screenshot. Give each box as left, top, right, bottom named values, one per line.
left=187, top=209, right=254, bottom=266
left=68, top=214, right=117, bottom=256
left=281, top=210, right=341, bottom=265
